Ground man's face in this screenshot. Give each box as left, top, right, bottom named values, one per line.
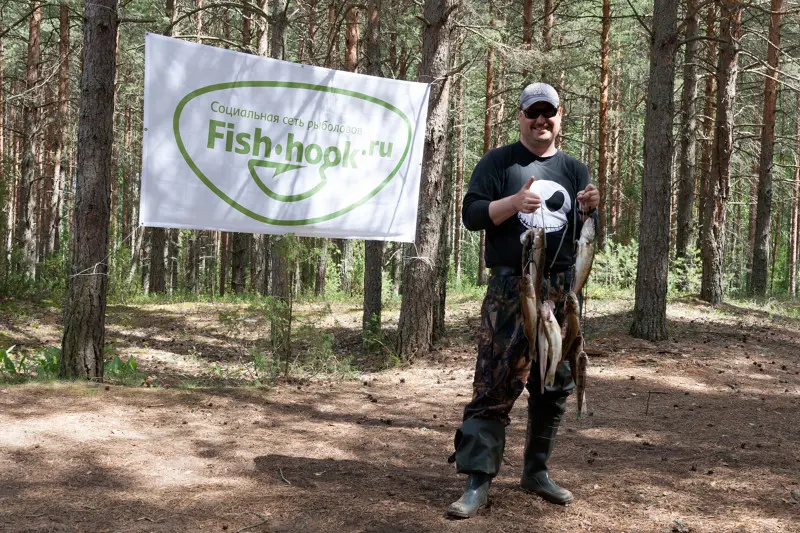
left=518, top=102, right=562, bottom=149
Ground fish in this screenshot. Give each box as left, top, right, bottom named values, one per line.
left=562, top=291, right=582, bottom=383
left=521, top=228, right=546, bottom=382
left=572, top=217, right=596, bottom=295
left=540, top=300, right=562, bottom=389
left=521, top=228, right=545, bottom=304
left=537, top=308, right=549, bottom=394
left=521, top=275, right=539, bottom=357
left=575, top=349, right=589, bottom=418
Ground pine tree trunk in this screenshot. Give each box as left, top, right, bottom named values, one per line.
left=196, top=0, right=204, bottom=43
left=271, top=236, right=291, bottom=363
left=169, top=228, right=179, bottom=292
left=0, top=22, right=5, bottom=279
left=231, top=232, right=249, bottom=295
left=701, top=0, right=741, bottom=304
left=478, top=19, right=494, bottom=287
left=61, top=0, right=118, bottom=380
left=542, top=0, right=554, bottom=51
left=750, top=0, right=783, bottom=296
left=790, top=92, right=800, bottom=296
left=630, top=0, right=678, bottom=341
left=17, top=3, right=42, bottom=279
left=675, top=0, right=699, bottom=261
left=697, top=3, right=717, bottom=255
left=609, top=67, right=620, bottom=236
left=433, top=108, right=455, bottom=343
left=453, top=36, right=464, bottom=283
left=362, top=0, right=384, bottom=339
left=522, top=0, right=532, bottom=49
left=271, top=0, right=287, bottom=61
left=596, top=0, right=611, bottom=250
left=396, top=0, right=455, bottom=359
left=315, top=238, right=327, bottom=295
left=269, top=0, right=292, bottom=362
left=218, top=231, right=228, bottom=296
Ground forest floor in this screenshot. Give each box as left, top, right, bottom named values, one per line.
left=1, top=292, right=799, bottom=533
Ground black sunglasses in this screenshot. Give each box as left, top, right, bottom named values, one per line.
left=521, top=106, right=558, bottom=120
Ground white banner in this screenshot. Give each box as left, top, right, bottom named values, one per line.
left=141, top=34, right=430, bottom=242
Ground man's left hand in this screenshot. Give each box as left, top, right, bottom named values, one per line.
left=577, top=184, right=600, bottom=210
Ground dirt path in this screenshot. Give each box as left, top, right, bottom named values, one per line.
left=1, top=297, right=798, bottom=533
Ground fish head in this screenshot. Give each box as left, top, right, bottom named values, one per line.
left=532, top=228, right=545, bottom=249
left=580, top=217, right=596, bottom=241
left=565, top=291, right=579, bottom=311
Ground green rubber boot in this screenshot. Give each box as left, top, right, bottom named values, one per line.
left=520, top=395, right=573, bottom=505
left=446, top=473, right=492, bottom=518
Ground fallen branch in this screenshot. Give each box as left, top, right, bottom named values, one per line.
left=279, top=468, right=292, bottom=485
left=235, top=514, right=270, bottom=533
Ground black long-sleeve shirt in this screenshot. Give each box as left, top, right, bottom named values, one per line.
left=462, top=142, right=591, bottom=273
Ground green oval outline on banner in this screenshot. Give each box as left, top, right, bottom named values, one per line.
left=172, top=81, right=414, bottom=226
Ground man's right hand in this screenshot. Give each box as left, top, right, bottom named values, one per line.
left=512, top=176, right=541, bottom=214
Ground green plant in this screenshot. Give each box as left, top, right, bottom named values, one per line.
left=105, top=353, right=138, bottom=376
left=593, top=240, right=639, bottom=289
left=35, top=346, right=62, bottom=378
left=0, top=345, right=21, bottom=376
left=294, top=325, right=354, bottom=377
left=0, top=345, right=63, bottom=381
left=669, top=248, right=701, bottom=296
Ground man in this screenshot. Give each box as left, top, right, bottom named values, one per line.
left=447, top=82, right=600, bottom=518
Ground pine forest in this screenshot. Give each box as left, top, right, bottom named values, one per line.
left=1, top=1, right=799, bottom=532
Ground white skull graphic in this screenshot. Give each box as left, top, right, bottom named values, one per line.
left=517, top=180, right=571, bottom=233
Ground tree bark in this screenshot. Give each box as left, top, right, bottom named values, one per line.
left=270, top=0, right=287, bottom=61
left=478, top=18, right=494, bottom=287
left=269, top=0, right=291, bottom=360
left=596, top=0, right=610, bottom=249
left=630, top=0, right=678, bottom=341
left=17, top=1, right=42, bottom=279
left=315, top=238, right=328, bottom=295
left=231, top=232, right=249, bottom=294
left=749, top=0, right=783, bottom=296
left=790, top=92, right=800, bottom=296
left=675, top=0, right=699, bottom=262
left=50, top=2, right=69, bottom=257
left=0, top=22, right=5, bottom=278
left=542, top=0, right=554, bottom=51
left=700, top=0, right=742, bottom=304
left=522, top=0, right=532, bottom=49
left=218, top=231, right=228, bottom=296
left=61, top=0, right=118, bottom=379
left=453, top=35, right=464, bottom=283
left=396, top=0, right=455, bottom=359
left=697, top=3, right=717, bottom=255
left=168, top=229, right=179, bottom=292
left=362, top=0, right=384, bottom=340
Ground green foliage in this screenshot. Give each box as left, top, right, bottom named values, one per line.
left=36, top=254, right=68, bottom=301
left=0, top=345, right=60, bottom=382
left=105, top=354, right=138, bottom=376
left=0, top=345, right=21, bottom=377
left=668, top=249, right=701, bottom=297
left=36, top=346, right=62, bottom=378
left=293, top=325, right=355, bottom=377
left=0, top=250, right=36, bottom=298
left=361, top=313, right=402, bottom=370
left=593, top=241, right=639, bottom=289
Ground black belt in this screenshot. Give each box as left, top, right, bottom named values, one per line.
left=490, top=266, right=522, bottom=277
